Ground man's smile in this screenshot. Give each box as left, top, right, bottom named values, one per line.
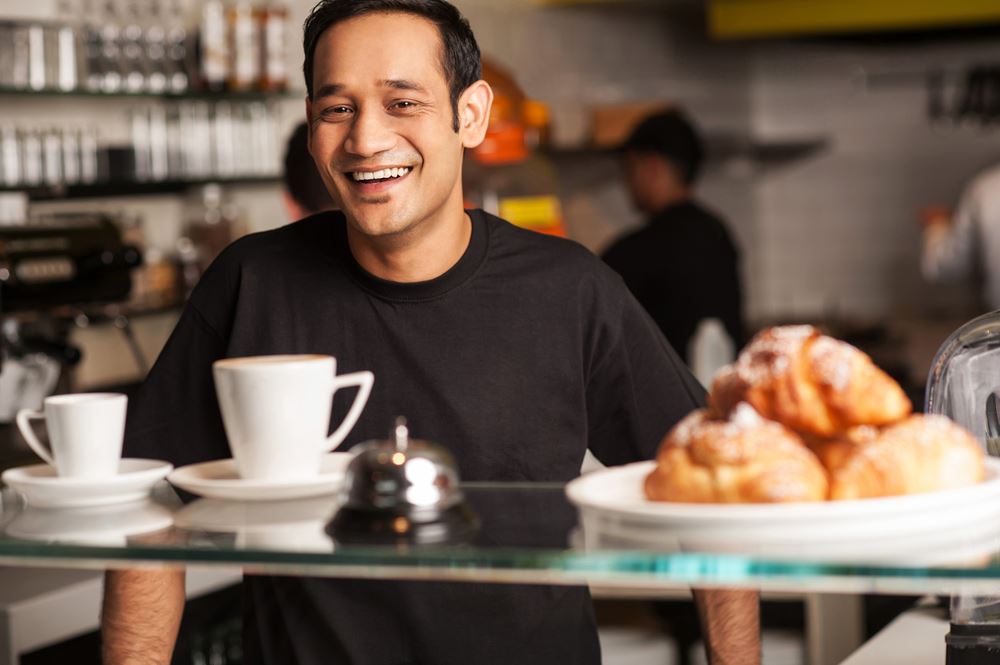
left=344, top=166, right=413, bottom=195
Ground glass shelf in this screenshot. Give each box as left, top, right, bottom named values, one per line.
left=2, top=479, right=1000, bottom=597
left=0, top=85, right=303, bottom=101
left=1, top=176, right=281, bottom=201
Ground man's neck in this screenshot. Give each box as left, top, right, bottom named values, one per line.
left=651, top=188, right=692, bottom=214
left=346, top=205, right=472, bottom=283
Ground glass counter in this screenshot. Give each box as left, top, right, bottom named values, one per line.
left=0, top=480, right=998, bottom=597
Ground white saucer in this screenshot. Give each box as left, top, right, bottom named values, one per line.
left=6, top=499, right=174, bottom=546
left=175, top=495, right=338, bottom=551
left=1, top=459, right=174, bottom=508
left=167, top=452, right=352, bottom=501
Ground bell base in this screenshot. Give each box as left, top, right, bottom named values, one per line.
left=326, top=502, right=479, bottom=545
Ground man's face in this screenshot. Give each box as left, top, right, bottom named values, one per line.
left=306, top=13, right=466, bottom=239
left=622, top=150, right=684, bottom=214
left=623, top=151, right=662, bottom=214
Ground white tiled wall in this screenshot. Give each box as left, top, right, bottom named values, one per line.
left=749, top=38, right=1000, bottom=321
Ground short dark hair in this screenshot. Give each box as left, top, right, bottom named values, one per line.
left=302, top=0, right=482, bottom=132
left=283, top=121, right=335, bottom=214
left=622, top=109, right=704, bottom=185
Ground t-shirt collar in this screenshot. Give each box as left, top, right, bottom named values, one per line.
left=339, top=209, right=490, bottom=302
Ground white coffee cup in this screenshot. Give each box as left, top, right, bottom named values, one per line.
left=16, top=393, right=128, bottom=479
left=213, top=355, right=374, bottom=481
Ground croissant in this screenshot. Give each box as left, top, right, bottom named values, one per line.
left=709, top=326, right=911, bottom=437
left=644, top=403, right=828, bottom=503
left=819, top=415, right=985, bottom=500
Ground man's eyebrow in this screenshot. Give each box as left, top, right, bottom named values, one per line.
left=313, top=83, right=343, bottom=99
left=380, top=79, right=429, bottom=94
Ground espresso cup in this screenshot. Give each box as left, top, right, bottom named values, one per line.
left=16, top=393, right=128, bottom=479
left=213, top=355, right=374, bottom=481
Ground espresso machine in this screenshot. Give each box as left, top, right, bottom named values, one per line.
left=0, top=212, right=141, bottom=463
left=926, top=310, right=1000, bottom=663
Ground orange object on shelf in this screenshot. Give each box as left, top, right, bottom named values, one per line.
left=466, top=57, right=565, bottom=238
left=472, top=59, right=551, bottom=166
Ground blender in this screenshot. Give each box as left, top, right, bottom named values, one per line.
left=926, top=310, right=1000, bottom=663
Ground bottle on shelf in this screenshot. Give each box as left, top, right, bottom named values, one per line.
left=198, top=0, right=229, bottom=92
left=120, top=0, right=148, bottom=93
left=227, top=0, right=259, bottom=91
left=98, top=0, right=124, bottom=93
left=10, top=24, right=31, bottom=89
left=164, top=0, right=190, bottom=94
left=143, top=0, right=169, bottom=94
left=27, top=22, right=45, bottom=91
left=81, top=0, right=104, bottom=92
left=79, top=127, right=99, bottom=183
left=184, top=183, right=243, bottom=274
left=259, top=0, right=288, bottom=92
left=55, top=0, right=79, bottom=92
left=42, top=128, right=62, bottom=186
left=0, top=126, right=20, bottom=187
left=20, top=129, right=43, bottom=186
left=61, top=126, right=80, bottom=185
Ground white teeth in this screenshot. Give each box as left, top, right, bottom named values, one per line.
left=351, top=167, right=411, bottom=182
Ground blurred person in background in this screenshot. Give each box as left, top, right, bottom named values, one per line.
left=603, top=109, right=745, bottom=375
left=282, top=120, right=337, bottom=220
left=921, top=163, right=1000, bottom=311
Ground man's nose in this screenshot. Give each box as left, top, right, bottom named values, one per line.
left=344, top=108, right=396, bottom=157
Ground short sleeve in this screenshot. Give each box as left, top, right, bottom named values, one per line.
left=585, top=287, right=706, bottom=467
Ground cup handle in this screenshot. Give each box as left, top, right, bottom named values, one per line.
left=324, top=371, right=374, bottom=452
left=15, top=409, right=55, bottom=466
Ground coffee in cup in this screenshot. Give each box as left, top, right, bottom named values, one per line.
left=16, top=393, right=128, bottom=479
left=212, top=355, right=374, bottom=481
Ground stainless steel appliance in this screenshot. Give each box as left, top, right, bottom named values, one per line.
left=0, top=213, right=141, bottom=460
left=926, top=311, right=1000, bottom=664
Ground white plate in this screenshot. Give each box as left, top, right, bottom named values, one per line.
left=174, top=495, right=338, bottom=551
left=6, top=499, right=174, bottom=546
left=167, top=452, right=351, bottom=502
left=1, top=459, right=174, bottom=508
left=566, top=458, right=1000, bottom=563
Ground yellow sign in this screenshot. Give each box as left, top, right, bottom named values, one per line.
left=710, top=0, right=1000, bottom=39
left=498, top=196, right=566, bottom=237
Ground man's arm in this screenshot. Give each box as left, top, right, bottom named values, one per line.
left=102, top=568, right=186, bottom=665
left=694, top=588, right=760, bottom=665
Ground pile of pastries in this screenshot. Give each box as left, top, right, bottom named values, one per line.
left=644, top=325, right=985, bottom=503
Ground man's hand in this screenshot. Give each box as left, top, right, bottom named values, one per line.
left=102, top=568, right=186, bottom=665
left=694, top=588, right=760, bottom=665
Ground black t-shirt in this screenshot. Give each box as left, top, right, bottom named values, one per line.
left=125, top=209, right=704, bottom=665
left=602, top=200, right=745, bottom=363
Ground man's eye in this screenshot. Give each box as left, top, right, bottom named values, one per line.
left=322, top=106, right=353, bottom=118
left=391, top=101, right=418, bottom=111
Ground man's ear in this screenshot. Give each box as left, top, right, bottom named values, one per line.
left=457, top=80, right=494, bottom=149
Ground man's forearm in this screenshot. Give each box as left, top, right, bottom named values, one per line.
left=102, top=568, right=186, bottom=665
left=694, top=588, right=760, bottom=665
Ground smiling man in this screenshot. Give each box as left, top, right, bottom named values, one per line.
left=101, top=2, right=759, bottom=664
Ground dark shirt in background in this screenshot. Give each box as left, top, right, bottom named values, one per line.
left=602, top=200, right=745, bottom=364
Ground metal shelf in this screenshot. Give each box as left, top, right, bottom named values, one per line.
left=0, top=85, right=302, bottom=101
left=1, top=176, right=281, bottom=201
left=545, top=135, right=829, bottom=170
